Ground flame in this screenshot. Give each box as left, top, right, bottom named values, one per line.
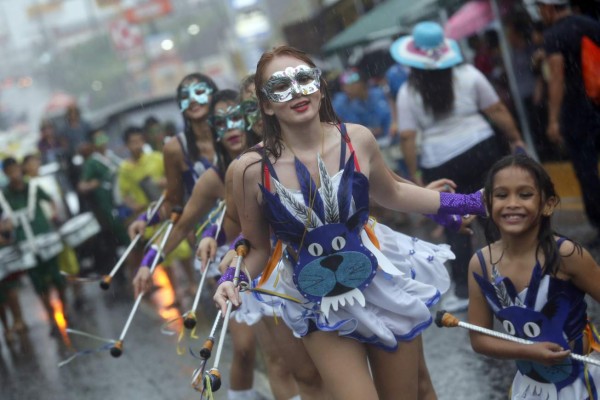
left=51, top=296, right=71, bottom=347
left=151, top=265, right=182, bottom=326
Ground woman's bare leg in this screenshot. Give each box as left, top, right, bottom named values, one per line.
left=303, top=331, right=377, bottom=400
left=253, top=318, right=299, bottom=399
left=416, top=336, right=437, bottom=400
left=228, top=319, right=256, bottom=391
left=266, top=318, right=330, bottom=399
left=367, top=337, right=420, bottom=400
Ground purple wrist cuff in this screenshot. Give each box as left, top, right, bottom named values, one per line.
left=140, top=245, right=163, bottom=269
left=136, top=210, right=160, bottom=226
left=426, top=214, right=462, bottom=232
left=439, top=191, right=486, bottom=217
left=201, top=224, right=226, bottom=246
left=229, top=234, right=244, bottom=251
left=217, top=266, right=249, bottom=286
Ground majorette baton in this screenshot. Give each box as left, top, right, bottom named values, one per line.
left=435, top=310, right=600, bottom=367
left=203, top=238, right=250, bottom=393
left=191, top=309, right=222, bottom=391
left=184, top=203, right=227, bottom=330
left=110, top=206, right=183, bottom=358
left=100, top=192, right=166, bottom=290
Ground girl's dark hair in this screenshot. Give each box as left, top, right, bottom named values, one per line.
left=176, top=72, right=218, bottom=162
left=483, top=154, right=578, bottom=275
left=408, top=67, right=454, bottom=119
left=239, top=73, right=261, bottom=146
left=208, top=89, right=239, bottom=174
left=254, top=45, right=341, bottom=160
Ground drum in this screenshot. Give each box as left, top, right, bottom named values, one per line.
left=38, top=232, right=65, bottom=261
left=59, top=212, right=101, bottom=248
left=0, top=245, right=36, bottom=280
left=23, top=232, right=64, bottom=261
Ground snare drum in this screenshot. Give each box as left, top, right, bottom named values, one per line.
left=0, top=245, right=36, bottom=280
left=25, top=232, right=64, bottom=261
left=59, top=212, right=101, bottom=248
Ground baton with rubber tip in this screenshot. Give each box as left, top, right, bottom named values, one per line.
left=201, top=238, right=250, bottom=392
left=184, top=203, right=227, bottom=330
left=100, top=193, right=166, bottom=290
left=435, top=310, right=600, bottom=367
left=110, top=206, right=182, bottom=358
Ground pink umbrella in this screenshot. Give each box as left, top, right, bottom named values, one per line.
left=445, top=0, right=494, bottom=40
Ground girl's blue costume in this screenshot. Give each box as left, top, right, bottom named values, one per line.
left=473, top=237, right=600, bottom=399
left=176, top=133, right=215, bottom=199
left=255, top=124, right=454, bottom=350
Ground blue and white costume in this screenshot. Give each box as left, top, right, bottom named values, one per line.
left=473, top=238, right=600, bottom=399
left=255, top=124, right=453, bottom=350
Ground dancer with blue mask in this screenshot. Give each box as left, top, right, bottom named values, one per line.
left=129, top=74, right=218, bottom=296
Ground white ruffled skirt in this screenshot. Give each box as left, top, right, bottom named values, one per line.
left=251, top=221, right=454, bottom=350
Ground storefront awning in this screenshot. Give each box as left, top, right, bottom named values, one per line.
left=322, top=0, right=439, bottom=53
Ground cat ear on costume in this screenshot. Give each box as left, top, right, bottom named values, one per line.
left=346, top=207, right=369, bottom=233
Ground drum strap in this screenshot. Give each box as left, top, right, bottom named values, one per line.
left=92, top=152, right=118, bottom=174
left=27, top=180, right=38, bottom=221
left=0, top=187, right=39, bottom=253
left=14, top=211, right=38, bottom=254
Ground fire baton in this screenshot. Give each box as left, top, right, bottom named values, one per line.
left=435, top=310, right=600, bottom=367
left=184, top=204, right=227, bottom=330
left=110, top=206, right=182, bottom=358
left=203, top=238, right=250, bottom=392
left=100, top=193, right=166, bottom=290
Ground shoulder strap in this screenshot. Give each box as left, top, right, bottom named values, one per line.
left=476, top=250, right=489, bottom=278
left=260, top=149, right=278, bottom=193
left=339, top=123, right=361, bottom=172
left=339, top=126, right=347, bottom=170
left=556, top=236, right=567, bottom=248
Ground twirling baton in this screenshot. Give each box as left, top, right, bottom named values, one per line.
left=191, top=309, right=222, bottom=391
left=100, top=193, right=166, bottom=290
left=184, top=204, right=227, bottom=330
left=110, top=206, right=183, bottom=358
left=203, top=238, right=250, bottom=392
left=435, top=310, right=600, bottom=368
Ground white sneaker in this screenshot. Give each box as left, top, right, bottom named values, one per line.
left=442, top=293, right=469, bottom=313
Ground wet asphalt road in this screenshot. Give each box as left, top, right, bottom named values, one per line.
left=2, top=206, right=599, bottom=400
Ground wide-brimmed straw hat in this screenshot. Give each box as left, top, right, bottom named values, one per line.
left=390, top=21, right=463, bottom=70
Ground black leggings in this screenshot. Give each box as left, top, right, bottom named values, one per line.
left=422, top=137, right=504, bottom=299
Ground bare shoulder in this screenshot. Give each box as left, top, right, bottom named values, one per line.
left=557, top=237, right=578, bottom=258
left=232, top=151, right=263, bottom=182
left=469, top=242, right=501, bottom=276
left=557, top=237, right=593, bottom=275
left=469, top=247, right=486, bottom=275
left=225, top=158, right=237, bottom=181
left=344, top=123, right=377, bottom=148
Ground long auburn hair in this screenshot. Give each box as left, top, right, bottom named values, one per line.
left=408, top=67, right=454, bottom=119
left=176, top=72, right=218, bottom=161
left=254, top=45, right=340, bottom=160
left=483, top=154, right=579, bottom=275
